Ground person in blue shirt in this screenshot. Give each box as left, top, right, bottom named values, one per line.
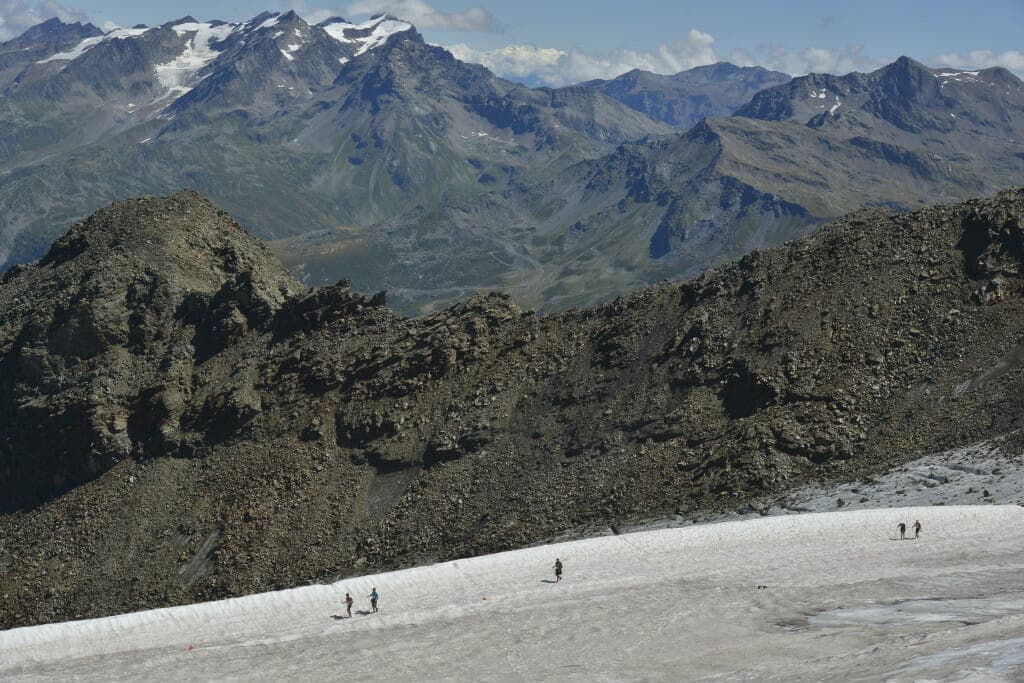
left=369, top=588, right=379, bottom=613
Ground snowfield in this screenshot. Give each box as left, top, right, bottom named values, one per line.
left=3, top=506, right=1024, bottom=681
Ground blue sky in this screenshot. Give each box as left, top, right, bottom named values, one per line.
left=3, top=0, right=1022, bottom=84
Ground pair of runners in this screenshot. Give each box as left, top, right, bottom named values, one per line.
left=896, top=520, right=922, bottom=540
left=343, top=588, right=379, bottom=617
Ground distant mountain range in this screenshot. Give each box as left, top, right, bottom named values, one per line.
left=0, top=12, right=671, bottom=313
left=1, top=14, right=1022, bottom=314
left=519, top=56, right=1024, bottom=304
left=575, top=62, right=790, bottom=127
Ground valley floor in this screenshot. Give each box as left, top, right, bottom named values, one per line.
left=2, top=506, right=1024, bottom=681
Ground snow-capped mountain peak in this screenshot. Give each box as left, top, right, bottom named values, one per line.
left=22, top=10, right=421, bottom=110
left=34, top=11, right=416, bottom=73
left=318, top=14, right=415, bottom=55
left=152, top=21, right=236, bottom=98
left=37, top=26, right=152, bottom=64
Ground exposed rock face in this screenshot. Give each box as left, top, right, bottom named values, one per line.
left=2, top=188, right=1024, bottom=628
left=0, top=191, right=299, bottom=511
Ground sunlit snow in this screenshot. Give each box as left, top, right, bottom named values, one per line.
left=37, top=28, right=151, bottom=64
left=354, top=20, right=413, bottom=55
left=320, top=15, right=413, bottom=55
left=279, top=43, right=302, bottom=62
left=2, top=506, right=1023, bottom=681
left=153, top=22, right=234, bottom=98
left=35, top=12, right=412, bottom=78
left=256, top=14, right=281, bottom=30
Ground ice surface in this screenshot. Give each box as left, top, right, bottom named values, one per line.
left=2, top=506, right=1024, bottom=681
left=763, top=439, right=1024, bottom=515
left=153, top=22, right=234, bottom=98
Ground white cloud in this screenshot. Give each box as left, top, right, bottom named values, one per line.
left=446, top=29, right=719, bottom=87
left=933, top=49, right=1024, bottom=76
left=735, top=43, right=883, bottom=76
left=0, top=0, right=89, bottom=40
left=727, top=48, right=756, bottom=68
left=286, top=1, right=342, bottom=25
left=345, top=0, right=494, bottom=31
left=446, top=43, right=561, bottom=78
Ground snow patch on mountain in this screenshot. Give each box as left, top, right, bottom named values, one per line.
left=319, top=18, right=359, bottom=43
left=319, top=15, right=413, bottom=55
left=356, top=19, right=412, bottom=55
left=936, top=70, right=985, bottom=88
left=280, top=44, right=302, bottom=62
left=256, top=14, right=282, bottom=30
left=153, top=22, right=235, bottom=98
left=37, top=27, right=151, bottom=64
left=34, top=12, right=413, bottom=77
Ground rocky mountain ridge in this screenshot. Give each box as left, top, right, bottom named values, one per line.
left=274, top=56, right=1024, bottom=313
left=2, top=187, right=1024, bottom=628
left=503, top=56, right=1024, bottom=309
left=575, top=62, right=791, bottom=127
left=4, top=16, right=1021, bottom=316
left=0, top=12, right=671, bottom=310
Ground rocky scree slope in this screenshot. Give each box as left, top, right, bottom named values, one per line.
left=3, top=188, right=1024, bottom=628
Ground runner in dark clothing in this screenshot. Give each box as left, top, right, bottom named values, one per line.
left=897, top=522, right=907, bottom=540
left=369, top=588, right=379, bottom=613
left=554, top=558, right=563, bottom=582
left=913, top=520, right=922, bottom=539
left=345, top=592, right=354, bottom=618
